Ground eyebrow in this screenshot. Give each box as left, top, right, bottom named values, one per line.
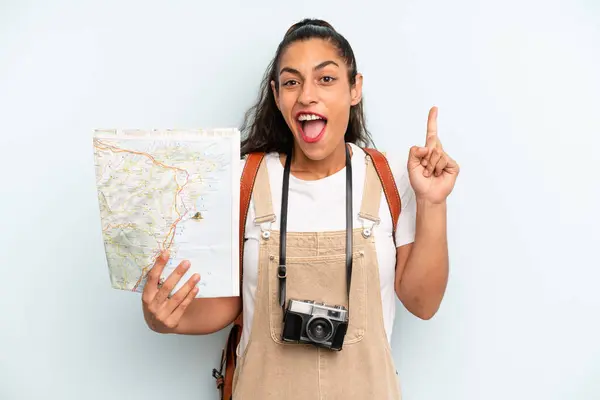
left=279, top=60, right=340, bottom=76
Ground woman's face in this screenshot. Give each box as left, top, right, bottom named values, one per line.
left=271, top=38, right=362, bottom=161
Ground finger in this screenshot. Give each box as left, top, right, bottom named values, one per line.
left=425, top=106, right=438, bottom=147
left=142, top=250, right=169, bottom=303
left=160, top=273, right=201, bottom=316
left=421, top=149, right=432, bottom=167
left=409, top=145, right=429, bottom=159
left=153, top=260, right=191, bottom=305
left=408, top=145, right=429, bottom=167
left=445, top=154, right=460, bottom=174
left=433, top=154, right=449, bottom=177
left=425, top=148, right=443, bottom=176
left=165, top=284, right=200, bottom=328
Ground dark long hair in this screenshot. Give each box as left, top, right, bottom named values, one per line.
left=240, top=18, right=374, bottom=157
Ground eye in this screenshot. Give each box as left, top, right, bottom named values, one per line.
left=283, top=80, right=298, bottom=87
left=320, top=76, right=336, bottom=84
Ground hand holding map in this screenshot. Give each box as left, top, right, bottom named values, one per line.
left=141, top=250, right=200, bottom=331
left=93, top=128, right=240, bottom=298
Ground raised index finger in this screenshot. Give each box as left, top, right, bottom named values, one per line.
left=425, top=106, right=438, bottom=147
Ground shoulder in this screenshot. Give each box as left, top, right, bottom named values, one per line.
left=363, top=146, right=417, bottom=246
left=240, top=150, right=280, bottom=161
left=358, top=145, right=413, bottom=198
left=239, top=152, right=280, bottom=181
left=239, top=151, right=277, bottom=168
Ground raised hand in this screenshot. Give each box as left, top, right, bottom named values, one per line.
left=407, top=106, right=459, bottom=204
left=142, top=250, right=200, bottom=332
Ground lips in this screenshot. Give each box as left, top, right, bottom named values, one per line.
left=296, top=112, right=328, bottom=143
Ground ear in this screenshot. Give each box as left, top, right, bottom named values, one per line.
left=270, top=80, right=280, bottom=110
left=350, top=73, right=363, bottom=106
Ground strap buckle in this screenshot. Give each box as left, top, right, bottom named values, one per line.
left=358, top=212, right=379, bottom=238
left=212, top=349, right=225, bottom=389
left=255, top=218, right=275, bottom=240
left=277, top=265, right=287, bottom=278
left=212, top=368, right=223, bottom=381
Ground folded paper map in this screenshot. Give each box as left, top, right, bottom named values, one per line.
left=93, top=128, right=240, bottom=298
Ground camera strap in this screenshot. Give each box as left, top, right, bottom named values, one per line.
left=278, top=144, right=353, bottom=311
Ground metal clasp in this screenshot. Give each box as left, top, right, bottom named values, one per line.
left=278, top=265, right=287, bottom=278
left=254, top=216, right=275, bottom=241
left=358, top=212, right=379, bottom=239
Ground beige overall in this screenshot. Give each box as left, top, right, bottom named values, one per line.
left=232, top=155, right=401, bottom=399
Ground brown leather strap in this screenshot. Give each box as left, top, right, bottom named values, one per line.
left=221, top=322, right=241, bottom=400
left=362, top=148, right=402, bottom=244
left=219, top=152, right=265, bottom=400
left=238, top=152, right=265, bottom=295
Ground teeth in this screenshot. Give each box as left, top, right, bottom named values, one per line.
left=297, top=114, right=323, bottom=121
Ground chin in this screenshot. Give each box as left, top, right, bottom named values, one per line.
left=291, top=134, right=331, bottom=161
left=300, top=146, right=329, bottom=161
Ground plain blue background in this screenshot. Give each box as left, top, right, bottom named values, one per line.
left=1, top=1, right=599, bottom=399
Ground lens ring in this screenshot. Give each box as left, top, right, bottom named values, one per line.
left=306, top=316, right=334, bottom=343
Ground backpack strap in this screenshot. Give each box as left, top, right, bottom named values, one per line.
left=213, top=152, right=265, bottom=400
left=239, top=152, right=266, bottom=293
left=362, top=148, right=402, bottom=244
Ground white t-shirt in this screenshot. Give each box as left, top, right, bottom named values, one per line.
left=238, top=142, right=417, bottom=356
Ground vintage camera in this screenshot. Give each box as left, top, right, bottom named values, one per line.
left=281, top=299, right=349, bottom=351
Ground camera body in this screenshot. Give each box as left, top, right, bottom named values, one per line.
left=281, top=299, right=349, bottom=351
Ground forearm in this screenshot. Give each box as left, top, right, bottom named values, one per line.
left=146, top=296, right=241, bottom=335
left=396, top=198, right=449, bottom=319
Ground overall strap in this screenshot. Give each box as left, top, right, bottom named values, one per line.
left=358, top=153, right=384, bottom=234
left=362, top=148, right=402, bottom=244
left=252, top=156, right=277, bottom=235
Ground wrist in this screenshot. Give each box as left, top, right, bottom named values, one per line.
left=415, top=196, right=447, bottom=209
left=143, top=308, right=174, bottom=334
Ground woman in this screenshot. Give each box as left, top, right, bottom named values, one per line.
left=142, top=19, right=459, bottom=399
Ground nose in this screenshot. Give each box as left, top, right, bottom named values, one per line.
left=297, top=80, right=318, bottom=105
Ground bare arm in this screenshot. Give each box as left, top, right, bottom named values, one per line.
left=145, top=296, right=241, bottom=335
left=142, top=250, right=242, bottom=335
left=396, top=106, right=458, bottom=320
left=394, top=199, right=449, bottom=320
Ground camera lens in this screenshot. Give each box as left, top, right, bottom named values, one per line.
left=306, top=317, right=334, bottom=343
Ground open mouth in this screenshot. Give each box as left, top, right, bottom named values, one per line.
left=296, top=112, right=328, bottom=143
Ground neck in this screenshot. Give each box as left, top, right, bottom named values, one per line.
left=287, top=140, right=348, bottom=181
